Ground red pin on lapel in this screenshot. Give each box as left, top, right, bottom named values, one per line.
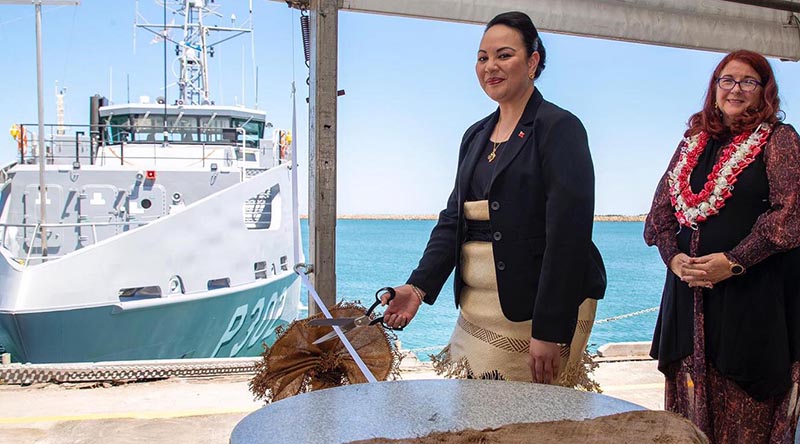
left=518, top=131, right=525, bottom=138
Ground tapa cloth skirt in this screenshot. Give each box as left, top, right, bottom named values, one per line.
left=432, top=200, right=597, bottom=387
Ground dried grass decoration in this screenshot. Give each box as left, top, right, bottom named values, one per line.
left=250, top=302, right=401, bottom=402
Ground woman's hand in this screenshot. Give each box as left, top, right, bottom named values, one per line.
left=379, top=285, right=423, bottom=329
left=670, top=253, right=712, bottom=288
left=681, top=252, right=734, bottom=287
left=668, top=253, right=691, bottom=278
left=528, top=338, right=561, bottom=384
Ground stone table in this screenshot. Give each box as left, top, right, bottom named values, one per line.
left=231, top=379, right=645, bottom=443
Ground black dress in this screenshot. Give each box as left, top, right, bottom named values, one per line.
left=659, top=134, right=787, bottom=398
left=644, top=123, right=800, bottom=443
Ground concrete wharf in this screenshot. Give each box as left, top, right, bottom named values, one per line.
left=0, top=347, right=663, bottom=444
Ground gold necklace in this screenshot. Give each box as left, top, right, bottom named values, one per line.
left=487, top=140, right=504, bottom=162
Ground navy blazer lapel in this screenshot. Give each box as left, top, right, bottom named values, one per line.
left=490, top=89, right=544, bottom=184
left=457, top=111, right=497, bottom=199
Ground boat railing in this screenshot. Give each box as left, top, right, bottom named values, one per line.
left=13, top=123, right=290, bottom=170
left=0, top=162, right=13, bottom=184
left=1, top=219, right=150, bottom=266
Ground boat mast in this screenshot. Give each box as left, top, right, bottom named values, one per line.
left=179, top=1, right=209, bottom=105
left=137, top=0, right=252, bottom=106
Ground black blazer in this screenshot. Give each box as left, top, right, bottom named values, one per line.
left=407, top=89, right=606, bottom=343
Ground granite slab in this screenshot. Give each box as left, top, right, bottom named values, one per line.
left=230, top=379, right=646, bottom=444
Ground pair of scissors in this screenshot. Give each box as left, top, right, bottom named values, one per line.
left=307, top=287, right=404, bottom=345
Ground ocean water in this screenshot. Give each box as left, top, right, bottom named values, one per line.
left=300, top=220, right=665, bottom=361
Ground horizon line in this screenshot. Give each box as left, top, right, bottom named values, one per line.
left=299, top=214, right=648, bottom=221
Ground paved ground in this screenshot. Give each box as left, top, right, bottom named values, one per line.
left=593, top=359, right=664, bottom=410
left=0, top=358, right=664, bottom=444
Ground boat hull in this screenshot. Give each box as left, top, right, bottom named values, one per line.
left=0, top=273, right=299, bottom=363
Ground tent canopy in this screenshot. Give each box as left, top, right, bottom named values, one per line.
left=339, top=0, right=800, bottom=61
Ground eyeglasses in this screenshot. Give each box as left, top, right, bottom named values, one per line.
left=716, top=77, right=762, bottom=92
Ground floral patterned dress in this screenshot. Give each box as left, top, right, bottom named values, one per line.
left=644, top=123, right=800, bottom=444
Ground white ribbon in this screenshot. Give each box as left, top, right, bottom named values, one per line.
left=295, top=267, right=378, bottom=383
left=290, top=82, right=302, bottom=268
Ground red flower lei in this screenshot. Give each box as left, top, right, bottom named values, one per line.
left=668, top=122, right=772, bottom=229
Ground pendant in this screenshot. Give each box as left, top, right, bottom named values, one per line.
left=487, top=141, right=501, bottom=163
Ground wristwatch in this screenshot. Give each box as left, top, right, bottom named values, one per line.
left=729, top=261, right=745, bottom=276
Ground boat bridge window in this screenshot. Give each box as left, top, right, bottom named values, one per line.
left=105, top=115, right=133, bottom=144
left=167, top=116, right=199, bottom=143
left=132, top=115, right=165, bottom=142
left=232, top=118, right=264, bottom=148
left=104, top=114, right=265, bottom=146
left=131, top=115, right=200, bottom=143
left=200, top=117, right=233, bottom=143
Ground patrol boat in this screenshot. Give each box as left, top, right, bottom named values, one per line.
left=0, top=0, right=301, bottom=363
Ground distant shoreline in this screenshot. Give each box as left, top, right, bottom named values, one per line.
left=300, top=214, right=648, bottom=222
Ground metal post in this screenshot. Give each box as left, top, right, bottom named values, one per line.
left=0, top=0, right=81, bottom=256
left=75, top=131, right=84, bottom=164
left=18, top=125, right=25, bottom=164
left=308, top=0, right=338, bottom=314
left=120, top=136, right=126, bottom=166
left=35, top=2, right=48, bottom=258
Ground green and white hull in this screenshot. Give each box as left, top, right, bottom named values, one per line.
left=0, top=273, right=299, bottom=363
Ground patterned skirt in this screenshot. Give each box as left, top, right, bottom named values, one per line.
left=665, top=359, right=800, bottom=444
left=432, top=200, right=598, bottom=389
left=661, top=229, right=800, bottom=444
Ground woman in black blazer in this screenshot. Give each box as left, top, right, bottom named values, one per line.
left=382, top=11, right=606, bottom=386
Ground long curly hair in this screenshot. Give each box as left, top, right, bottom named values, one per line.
left=687, top=49, right=782, bottom=139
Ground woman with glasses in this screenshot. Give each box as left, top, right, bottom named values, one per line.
left=379, top=11, right=606, bottom=388
left=645, top=49, right=800, bottom=443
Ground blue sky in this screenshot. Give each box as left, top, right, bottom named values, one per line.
left=3, top=1, right=800, bottom=216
